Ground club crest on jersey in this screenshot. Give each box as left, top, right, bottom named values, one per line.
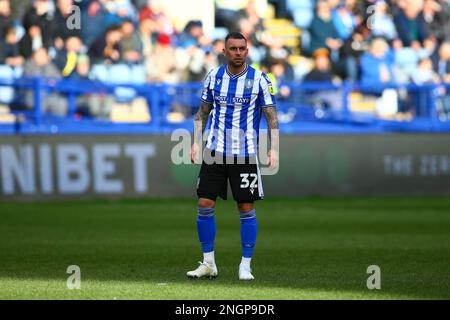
left=245, top=79, right=254, bottom=89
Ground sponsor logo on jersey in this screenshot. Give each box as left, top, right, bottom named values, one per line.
left=214, top=96, right=250, bottom=104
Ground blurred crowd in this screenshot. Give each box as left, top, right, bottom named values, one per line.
left=1, top=0, right=450, bottom=84
left=0, top=0, right=450, bottom=118
left=0, top=0, right=223, bottom=84
left=293, top=0, right=450, bottom=87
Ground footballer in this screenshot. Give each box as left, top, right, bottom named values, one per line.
left=188, top=32, right=279, bottom=280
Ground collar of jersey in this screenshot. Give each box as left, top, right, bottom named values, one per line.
left=225, top=64, right=248, bottom=79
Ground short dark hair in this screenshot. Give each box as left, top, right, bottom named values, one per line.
left=225, top=32, right=247, bottom=45
left=106, top=24, right=123, bottom=34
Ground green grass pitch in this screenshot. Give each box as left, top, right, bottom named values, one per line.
left=0, top=197, right=449, bottom=299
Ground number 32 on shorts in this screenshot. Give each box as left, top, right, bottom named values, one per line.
left=240, top=173, right=258, bottom=189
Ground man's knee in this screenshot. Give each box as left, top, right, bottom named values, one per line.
left=237, top=202, right=254, bottom=213
left=198, top=198, right=216, bottom=208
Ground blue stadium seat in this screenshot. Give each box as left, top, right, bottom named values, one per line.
left=0, top=65, right=15, bottom=104
left=109, top=64, right=132, bottom=83
left=0, top=65, right=14, bottom=79
left=89, top=64, right=110, bottom=82
left=211, top=27, right=229, bottom=41
left=12, top=67, right=23, bottom=78
left=108, top=65, right=138, bottom=102
left=130, top=64, right=146, bottom=84
left=287, top=0, right=314, bottom=29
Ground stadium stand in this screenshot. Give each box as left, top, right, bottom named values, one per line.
left=0, top=0, right=450, bottom=134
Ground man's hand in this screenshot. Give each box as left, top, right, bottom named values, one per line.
left=190, top=143, right=201, bottom=164
left=268, top=149, right=279, bottom=170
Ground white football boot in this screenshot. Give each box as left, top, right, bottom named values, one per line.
left=239, top=264, right=254, bottom=280
left=186, top=261, right=218, bottom=279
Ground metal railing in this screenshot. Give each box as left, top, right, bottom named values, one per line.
left=1, top=77, right=450, bottom=134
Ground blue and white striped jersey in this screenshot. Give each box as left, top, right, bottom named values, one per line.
left=201, top=64, right=276, bottom=157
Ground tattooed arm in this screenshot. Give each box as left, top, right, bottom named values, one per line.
left=262, top=106, right=279, bottom=169
left=263, top=106, right=279, bottom=150
left=191, top=101, right=212, bottom=163
left=194, top=101, right=213, bottom=139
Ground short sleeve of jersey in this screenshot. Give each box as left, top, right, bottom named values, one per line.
left=258, top=73, right=276, bottom=108
left=201, top=71, right=213, bottom=104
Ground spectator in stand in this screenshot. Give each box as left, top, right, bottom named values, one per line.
left=69, top=54, right=108, bottom=118
left=82, top=0, right=116, bottom=47
left=138, top=15, right=155, bottom=68
left=308, top=0, right=343, bottom=58
left=411, top=57, right=440, bottom=84
left=393, top=0, right=430, bottom=48
left=339, top=24, right=371, bottom=81
left=23, top=47, right=68, bottom=116
left=367, top=0, right=398, bottom=41
left=22, top=0, right=55, bottom=51
left=54, top=36, right=85, bottom=78
left=444, top=15, right=450, bottom=42
left=269, top=59, right=295, bottom=100
left=351, top=0, right=372, bottom=20
left=243, top=0, right=265, bottom=32
left=240, top=0, right=271, bottom=48
left=433, top=41, right=450, bottom=82
left=345, top=0, right=362, bottom=13
left=0, top=0, right=11, bottom=39
left=262, top=35, right=290, bottom=70
left=360, top=37, right=395, bottom=87
left=215, top=0, right=248, bottom=30
left=327, top=0, right=340, bottom=10
left=88, top=24, right=123, bottom=64
left=53, top=0, right=82, bottom=50
left=24, top=47, right=60, bottom=78
left=238, top=18, right=260, bottom=49
left=211, top=38, right=227, bottom=67
left=138, top=0, right=157, bottom=30
left=304, top=48, right=343, bottom=112
left=200, top=38, right=226, bottom=71
left=177, top=20, right=204, bottom=49
left=420, top=0, right=449, bottom=44
left=175, top=20, right=211, bottom=82
left=120, top=19, right=143, bottom=63
left=71, top=54, right=91, bottom=80
left=392, top=37, right=436, bottom=83
left=304, top=48, right=335, bottom=82
left=138, top=0, right=176, bottom=40
left=432, top=41, right=450, bottom=118
left=0, top=25, right=25, bottom=67
left=147, top=33, right=178, bottom=83
left=19, top=24, right=47, bottom=59
left=332, top=0, right=360, bottom=41
left=103, top=0, right=137, bottom=22
left=131, top=0, right=147, bottom=11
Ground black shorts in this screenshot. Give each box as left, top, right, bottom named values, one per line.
left=196, top=149, right=264, bottom=202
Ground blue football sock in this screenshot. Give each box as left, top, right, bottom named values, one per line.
left=197, top=207, right=215, bottom=253
left=240, top=209, right=257, bottom=258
